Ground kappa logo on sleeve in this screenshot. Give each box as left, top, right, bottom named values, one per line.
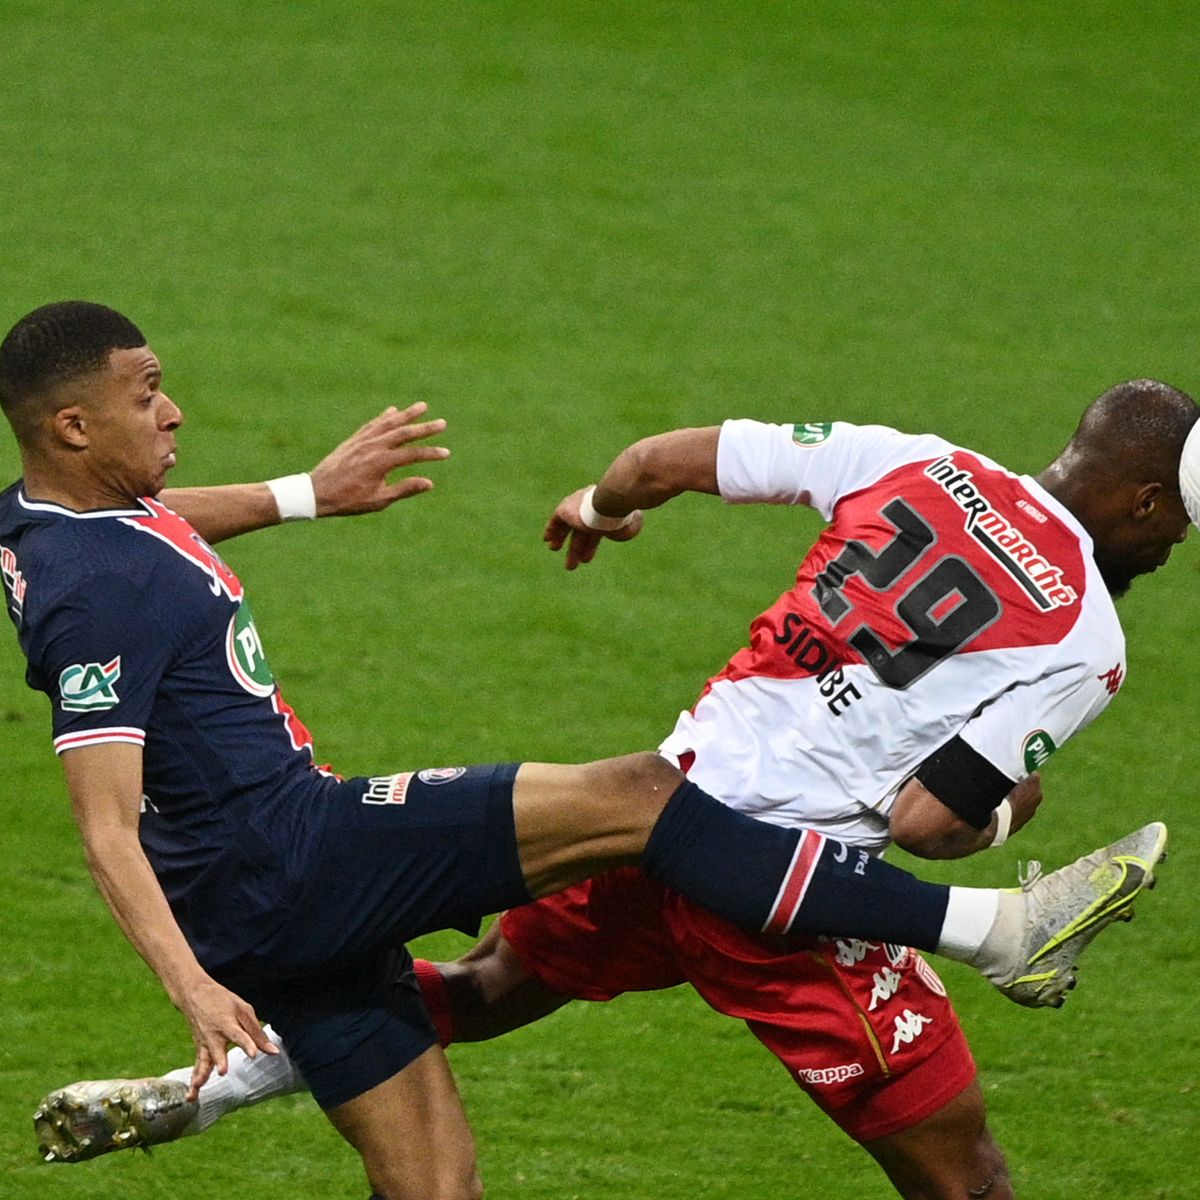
left=59, top=657, right=122, bottom=712
left=791, top=421, right=833, bottom=446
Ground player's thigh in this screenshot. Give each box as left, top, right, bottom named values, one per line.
left=860, top=1079, right=1013, bottom=1200
left=512, top=753, right=682, bottom=895
left=325, top=1043, right=482, bottom=1200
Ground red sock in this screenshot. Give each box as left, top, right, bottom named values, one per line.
left=413, top=958, right=455, bottom=1048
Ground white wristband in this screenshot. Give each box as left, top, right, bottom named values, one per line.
left=579, top=485, right=639, bottom=532
left=990, top=798, right=1013, bottom=847
left=266, top=473, right=317, bottom=521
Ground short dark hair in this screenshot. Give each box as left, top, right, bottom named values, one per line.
left=0, top=301, right=146, bottom=433
left=1071, top=378, right=1199, bottom=489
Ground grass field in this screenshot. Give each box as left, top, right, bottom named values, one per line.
left=1, top=3, right=1198, bottom=1196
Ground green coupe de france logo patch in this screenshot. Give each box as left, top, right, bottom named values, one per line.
left=1022, top=730, right=1058, bottom=773
left=792, top=422, right=832, bottom=446
left=226, top=602, right=275, bottom=697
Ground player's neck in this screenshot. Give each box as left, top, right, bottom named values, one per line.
left=21, top=458, right=136, bottom=513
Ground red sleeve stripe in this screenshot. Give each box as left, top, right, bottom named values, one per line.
left=53, top=727, right=146, bottom=755
left=762, top=829, right=826, bottom=936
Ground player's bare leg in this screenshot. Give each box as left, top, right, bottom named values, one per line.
left=323, top=1045, right=481, bottom=1200
left=861, top=1081, right=1013, bottom=1199
left=437, top=924, right=571, bottom=1041
left=510, top=754, right=677, bottom=894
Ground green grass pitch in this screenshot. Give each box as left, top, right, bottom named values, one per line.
left=1, top=3, right=1198, bottom=1196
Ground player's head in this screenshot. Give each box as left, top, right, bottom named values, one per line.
left=0, top=301, right=181, bottom=500
left=0, top=301, right=148, bottom=441
left=1042, top=379, right=1198, bottom=596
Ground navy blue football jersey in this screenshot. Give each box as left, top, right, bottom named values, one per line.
left=0, top=483, right=338, bottom=942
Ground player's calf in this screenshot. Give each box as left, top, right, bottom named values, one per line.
left=863, top=1080, right=1013, bottom=1199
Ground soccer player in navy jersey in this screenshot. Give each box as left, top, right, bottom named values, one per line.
left=2, top=301, right=1172, bottom=1199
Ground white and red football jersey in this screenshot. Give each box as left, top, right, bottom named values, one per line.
left=657, top=420, right=1125, bottom=852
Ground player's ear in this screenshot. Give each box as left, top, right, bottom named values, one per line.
left=52, top=405, right=88, bottom=450
left=1130, top=481, right=1163, bottom=520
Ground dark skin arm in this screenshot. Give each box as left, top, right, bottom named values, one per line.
left=544, top=427, right=720, bottom=569
left=890, top=774, right=1043, bottom=859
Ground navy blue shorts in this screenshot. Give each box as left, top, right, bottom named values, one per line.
left=215, top=760, right=530, bottom=1109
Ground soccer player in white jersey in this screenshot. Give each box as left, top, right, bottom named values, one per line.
left=35, top=380, right=1195, bottom=1199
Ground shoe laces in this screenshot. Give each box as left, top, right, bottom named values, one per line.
left=1018, top=860, right=1044, bottom=891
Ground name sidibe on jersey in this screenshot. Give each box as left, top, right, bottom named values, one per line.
left=773, top=613, right=862, bottom=716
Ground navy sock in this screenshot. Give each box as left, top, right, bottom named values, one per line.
left=641, top=780, right=950, bottom=951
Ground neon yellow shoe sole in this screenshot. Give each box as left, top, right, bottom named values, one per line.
left=999, top=821, right=1167, bottom=1008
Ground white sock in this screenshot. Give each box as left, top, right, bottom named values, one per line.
left=165, top=1024, right=306, bottom=1136
left=935, top=887, right=1002, bottom=961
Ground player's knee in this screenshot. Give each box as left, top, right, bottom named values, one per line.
left=963, top=1131, right=1011, bottom=1198
left=592, top=751, right=682, bottom=821
left=369, top=1162, right=483, bottom=1200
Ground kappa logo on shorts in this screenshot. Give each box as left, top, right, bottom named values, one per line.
left=796, top=1063, right=864, bottom=1086
left=418, top=767, right=466, bottom=785
left=890, top=1009, right=933, bottom=1053
left=363, top=773, right=414, bottom=805
left=59, top=657, right=122, bottom=712
left=867, top=967, right=903, bottom=1012
left=833, top=938, right=878, bottom=968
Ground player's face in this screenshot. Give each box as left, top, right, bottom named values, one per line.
left=1102, top=486, right=1190, bottom=596
left=1136, top=488, right=1191, bottom=573
left=79, top=345, right=182, bottom=501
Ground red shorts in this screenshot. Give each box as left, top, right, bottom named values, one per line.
left=500, top=868, right=975, bottom=1142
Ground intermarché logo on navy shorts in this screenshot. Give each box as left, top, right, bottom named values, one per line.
left=361, top=767, right=467, bottom=805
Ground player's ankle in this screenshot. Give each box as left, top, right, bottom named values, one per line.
left=935, top=887, right=1006, bottom=967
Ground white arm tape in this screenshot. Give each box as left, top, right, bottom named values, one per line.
left=579, top=485, right=639, bottom=532
left=266, top=473, right=317, bottom=521
left=990, top=798, right=1014, bottom=847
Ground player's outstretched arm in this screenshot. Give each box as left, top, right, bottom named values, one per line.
left=161, top=402, right=450, bottom=544
left=60, top=743, right=278, bottom=1098
left=890, top=774, right=1043, bottom=860
left=545, top=426, right=720, bottom=570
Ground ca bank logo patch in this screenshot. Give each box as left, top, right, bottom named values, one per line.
left=1022, top=730, right=1058, bottom=773
left=59, top=657, right=121, bottom=713
left=225, top=602, right=275, bottom=698
left=792, top=421, right=832, bottom=446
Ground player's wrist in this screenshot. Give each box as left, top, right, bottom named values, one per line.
left=989, top=798, right=1013, bottom=847
left=579, top=485, right=639, bottom=532
left=266, top=473, right=317, bottom=521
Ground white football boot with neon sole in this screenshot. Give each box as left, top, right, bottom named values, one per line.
left=978, top=821, right=1167, bottom=1007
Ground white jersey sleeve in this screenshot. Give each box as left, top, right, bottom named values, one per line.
left=957, top=628, right=1125, bottom=783
left=716, top=419, right=953, bottom=519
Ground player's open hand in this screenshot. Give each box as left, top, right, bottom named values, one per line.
left=309, top=402, right=450, bottom=516
left=544, top=487, right=644, bottom=570
left=178, top=974, right=279, bottom=1101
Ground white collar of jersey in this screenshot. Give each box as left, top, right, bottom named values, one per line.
left=17, top=487, right=154, bottom=520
